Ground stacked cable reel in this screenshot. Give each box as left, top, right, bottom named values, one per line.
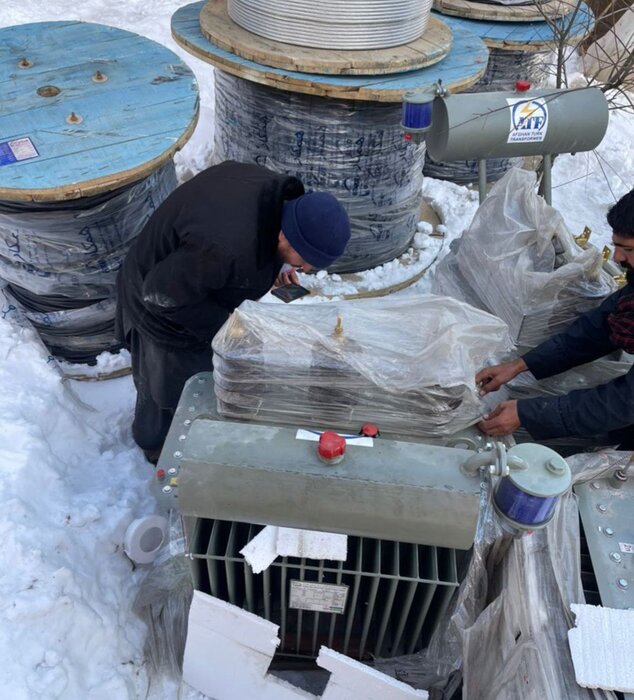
left=173, top=0, right=489, bottom=293
left=0, top=21, right=198, bottom=376
left=426, top=0, right=595, bottom=184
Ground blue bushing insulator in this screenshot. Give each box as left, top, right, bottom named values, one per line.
left=402, top=99, right=433, bottom=132
left=493, top=444, right=571, bottom=530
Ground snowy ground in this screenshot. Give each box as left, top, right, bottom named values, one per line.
left=1, top=2, right=633, bottom=699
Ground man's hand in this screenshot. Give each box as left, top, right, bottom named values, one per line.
left=477, top=401, right=521, bottom=436
left=274, top=264, right=300, bottom=287
left=475, top=358, right=528, bottom=396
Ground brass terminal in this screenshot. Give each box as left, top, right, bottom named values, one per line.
left=574, top=226, right=591, bottom=247
left=18, top=57, right=33, bottom=69
left=334, top=316, right=344, bottom=336
left=602, top=245, right=612, bottom=262
left=613, top=273, right=628, bottom=287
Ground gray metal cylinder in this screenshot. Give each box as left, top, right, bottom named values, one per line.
left=177, top=419, right=481, bottom=550
left=426, top=87, right=609, bottom=161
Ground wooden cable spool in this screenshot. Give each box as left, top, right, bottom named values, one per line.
left=199, top=0, right=452, bottom=75
left=0, top=21, right=199, bottom=203
left=433, top=0, right=573, bottom=23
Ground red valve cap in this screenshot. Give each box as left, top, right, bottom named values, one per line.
left=318, top=431, right=347, bottom=460
left=360, top=423, right=380, bottom=438
left=515, top=80, right=531, bottom=92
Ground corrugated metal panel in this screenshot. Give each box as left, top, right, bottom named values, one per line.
left=187, top=517, right=467, bottom=660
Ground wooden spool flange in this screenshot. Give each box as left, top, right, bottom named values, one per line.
left=0, top=21, right=199, bottom=203
left=433, top=0, right=573, bottom=23
left=199, top=0, right=453, bottom=75
left=433, top=4, right=594, bottom=51
left=173, top=2, right=489, bottom=102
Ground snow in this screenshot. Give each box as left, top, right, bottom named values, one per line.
left=0, top=2, right=633, bottom=699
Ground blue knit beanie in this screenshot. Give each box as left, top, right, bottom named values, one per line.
left=281, top=192, right=350, bottom=269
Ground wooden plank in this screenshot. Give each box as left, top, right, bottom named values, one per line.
left=199, top=0, right=452, bottom=76
left=433, top=4, right=594, bottom=51
left=0, top=21, right=199, bottom=202
left=434, top=0, right=573, bottom=22
left=172, top=2, right=489, bottom=102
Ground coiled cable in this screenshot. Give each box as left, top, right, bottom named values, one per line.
left=228, top=0, right=432, bottom=49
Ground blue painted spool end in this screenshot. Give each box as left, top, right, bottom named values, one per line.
left=0, top=21, right=199, bottom=202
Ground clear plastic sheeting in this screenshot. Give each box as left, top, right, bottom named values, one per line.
left=0, top=162, right=177, bottom=298
left=132, top=511, right=192, bottom=677
left=213, top=70, right=425, bottom=273
left=211, top=296, right=512, bottom=437
left=4, top=286, right=120, bottom=362
left=432, top=168, right=617, bottom=349
left=507, top=353, right=633, bottom=399
left=0, top=162, right=177, bottom=362
left=374, top=451, right=624, bottom=700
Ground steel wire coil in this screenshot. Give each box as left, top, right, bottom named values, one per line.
left=227, top=0, right=433, bottom=49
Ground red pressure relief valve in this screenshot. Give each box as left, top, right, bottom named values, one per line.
left=515, top=80, right=531, bottom=92
left=318, top=431, right=347, bottom=465
left=360, top=423, right=380, bottom=438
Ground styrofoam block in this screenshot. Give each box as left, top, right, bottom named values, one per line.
left=568, top=603, right=634, bottom=693
left=277, top=528, right=348, bottom=561
left=182, top=592, right=427, bottom=700
left=187, top=590, right=280, bottom=655
left=183, top=592, right=313, bottom=699
left=318, top=648, right=429, bottom=700
left=240, top=525, right=279, bottom=574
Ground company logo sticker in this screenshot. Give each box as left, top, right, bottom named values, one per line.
left=506, top=98, right=548, bottom=144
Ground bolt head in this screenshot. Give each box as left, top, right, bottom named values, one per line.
left=168, top=467, right=177, bottom=475
left=162, top=486, right=172, bottom=494
left=610, top=552, right=622, bottom=563
left=604, top=527, right=615, bottom=536
left=617, top=578, right=629, bottom=589
left=597, top=503, right=608, bottom=513
left=591, top=481, right=601, bottom=489
left=173, top=451, right=183, bottom=459
left=546, top=457, right=565, bottom=474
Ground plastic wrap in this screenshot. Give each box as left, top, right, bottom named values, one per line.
left=433, top=168, right=617, bottom=349
left=508, top=353, right=633, bottom=399
left=423, top=49, right=549, bottom=185
left=132, top=511, right=192, bottom=676
left=0, top=162, right=177, bottom=298
left=213, top=70, right=425, bottom=273
left=211, top=296, right=512, bottom=437
left=374, top=451, right=623, bottom=700
left=4, top=286, right=120, bottom=362
left=0, top=162, right=178, bottom=362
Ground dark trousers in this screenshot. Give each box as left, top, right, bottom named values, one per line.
left=125, top=327, right=213, bottom=452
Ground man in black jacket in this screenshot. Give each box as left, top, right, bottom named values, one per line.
left=116, top=161, right=350, bottom=463
left=476, top=188, right=634, bottom=449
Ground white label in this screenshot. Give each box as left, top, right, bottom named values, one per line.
left=618, top=542, right=634, bottom=554
left=506, top=98, right=548, bottom=143
left=295, top=429, right=373, bottom=447
left=289, top=580, right=349, bottom=614
left=9, top=137, right=39, bottom=160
